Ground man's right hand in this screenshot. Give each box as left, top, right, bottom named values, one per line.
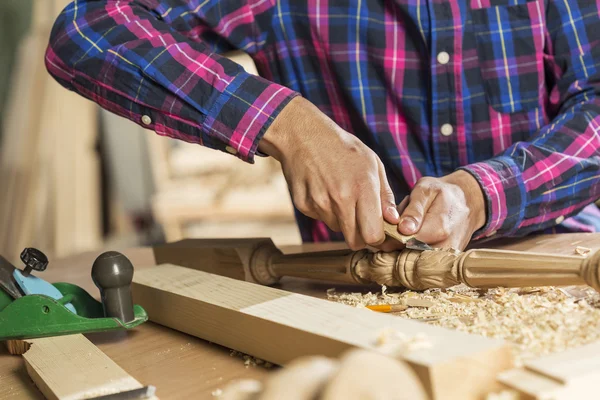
left=259, top=97, right=399, bottom=250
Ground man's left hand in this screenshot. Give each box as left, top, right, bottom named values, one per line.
left=379, top=171, right=487, bottom=252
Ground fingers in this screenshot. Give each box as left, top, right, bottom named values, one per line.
left=418, top=201, right=469, bottom=250
left=354, top=159, right=397, bottom=249
left=287, top=153, right=393, bottom=250
left=291, top=181, right=341, bottom=232
left=414, top=204, right=452, bottom=245
left=396, top=195, right=409, bottom=215
left=336, top=204, right=365, bottom=250
left=356, top=184, right=386, bottom=248
left=379, top=161, right=399, bottom=224
left=400, top=177, right=473, bottom=251
left=375, top=237, right=405, bottom=252
left=372, top=196, right=408, bottom=251
left=398, top=179, right=439, bottom=236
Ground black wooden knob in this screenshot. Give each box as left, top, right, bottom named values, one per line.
left=91, top=251, right=135, bottom=323
left=20, top=248, right=49, bottom=277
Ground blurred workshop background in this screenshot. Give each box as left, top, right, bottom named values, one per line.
left=0, top=0, right=301, bottom=264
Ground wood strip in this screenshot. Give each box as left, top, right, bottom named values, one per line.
left=22, top=334, right=158, bottom=400
left=132, top=264, right=513, bottom=400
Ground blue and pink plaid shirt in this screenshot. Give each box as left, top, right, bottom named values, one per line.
left=46, top=0, right=600, bottom=243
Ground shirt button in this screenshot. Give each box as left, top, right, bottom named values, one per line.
left=440, top=123, right=454, bottom=136
left=555, top=216, right=565, bottom=224
left=437, top=51, right=450, bottom=65
left=141, top=115, right=152, bottom=125
left=225, top=145, right=238, bottom=155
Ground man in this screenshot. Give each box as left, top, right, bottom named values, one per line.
left=45, top=0, right=600, bottom=252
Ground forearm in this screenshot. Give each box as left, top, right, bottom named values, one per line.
left=45, top=0, right=298, bottom=162
left=462, top=95, right=600, bottom=239
left=457, top=0, right=600, bottom=239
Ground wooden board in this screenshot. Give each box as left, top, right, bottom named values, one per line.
left=22, top=334, right=158, bottom=400
left=132, top=264, right=513, bottom=400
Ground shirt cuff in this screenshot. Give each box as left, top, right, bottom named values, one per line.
left=459, top=156, right=526, bottom=240
left=202, top=71, right=299, bottom=163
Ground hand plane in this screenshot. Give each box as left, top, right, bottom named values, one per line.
left=0, top=248, right=148, bottom=341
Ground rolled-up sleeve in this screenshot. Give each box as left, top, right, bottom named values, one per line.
left=45, top=0, right=299, bottom=162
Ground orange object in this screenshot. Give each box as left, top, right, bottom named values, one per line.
left=366, top=304, right=408, bottom=313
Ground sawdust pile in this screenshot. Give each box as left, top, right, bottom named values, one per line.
left=327, top=284, right=600, bottom=366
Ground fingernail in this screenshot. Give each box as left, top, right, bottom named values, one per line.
left=400, top=217, right=417, bottom=233
left=388, top=206, right=400, bottom=220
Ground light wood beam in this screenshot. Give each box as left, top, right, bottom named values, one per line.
left=132, top=264, right=513, bottom=400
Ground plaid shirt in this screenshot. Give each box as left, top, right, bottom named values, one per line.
left=46, top=0, right=600, bottom=243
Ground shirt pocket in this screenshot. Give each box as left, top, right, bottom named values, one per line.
left=470, top=0, right=545, bottom=114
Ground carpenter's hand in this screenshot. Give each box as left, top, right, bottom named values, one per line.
left=220, top=349, right=429, bottom=400
left=259, top=97, right=399, bottom=250
left=392, top=171, right=487, bottom=251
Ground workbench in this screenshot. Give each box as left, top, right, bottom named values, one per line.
left=2, top=233, right=599, bottom=399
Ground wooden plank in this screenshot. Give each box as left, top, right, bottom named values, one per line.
left=132, top=264, right=513, bottom=400
left=22, top=334, right=158, bottom=400
left=0, top=32, right=48, bottom=257
left=498, top=342, right=600, bottom=399
left=13, top=66, right=59, bottom=255
left=498, top=368, right=566, bottom=399
left=498, top=368, right=596, bottom=400
left=51, top=77, right=101, bottom=258
left=524, top=341, right=600, bottom=385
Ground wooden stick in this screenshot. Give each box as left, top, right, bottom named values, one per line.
left=20, top=334, right=158, bottom=400
left=132, top=263, right=512, bottom=400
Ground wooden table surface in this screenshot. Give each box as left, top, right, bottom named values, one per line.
left=2, top=233, right=599, bottom=400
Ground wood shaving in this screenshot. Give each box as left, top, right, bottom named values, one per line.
left=405, top=298, right=435, bottom=308
left=243, top=355, right=255, bottom=368
left=327, top=284, right=600, bottom=366
left=575, top=246, right=591, bottom=256
left=449, top=294, right=479, bottom=303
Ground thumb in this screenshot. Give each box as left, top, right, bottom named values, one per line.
left=399, top=185, right=437, bottom=235
left=379, top=162, right=399, bottom=224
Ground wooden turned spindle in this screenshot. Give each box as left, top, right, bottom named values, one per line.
left=457, top=249, right=600, bottom=290
left=154, top=238, right=600, bottom=293
left=366, top=247, right=600, bottom=292
left=249, top=243, right=370, bottom=285
left=248, top=243, right=600, bottom=292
